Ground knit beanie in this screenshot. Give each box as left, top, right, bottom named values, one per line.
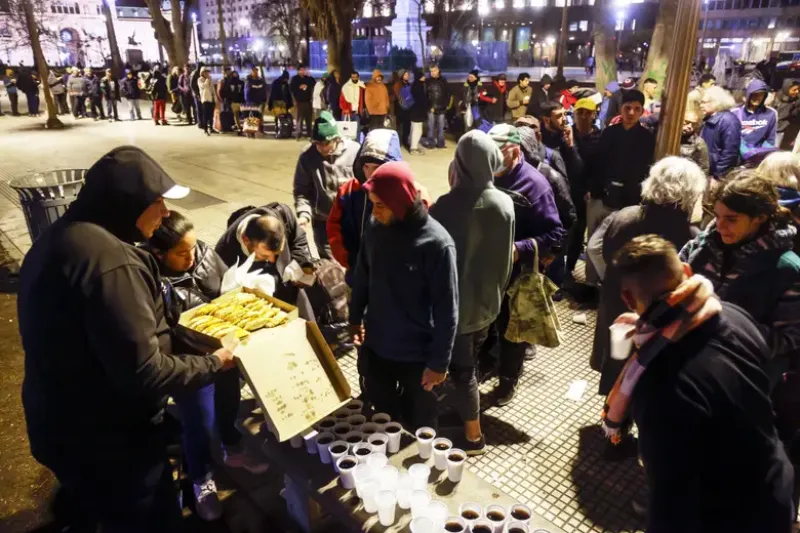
left=488, top=123, right=522, bottom=149
left=313, top=111, right=340, bottom=142
left=469, top=69, right=480, bottom=78
left=363, top=161, right=418, bottom=220
left=541, top=74, right=553, bottom=85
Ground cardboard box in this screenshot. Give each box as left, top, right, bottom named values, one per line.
left=235, top=318, right=352, bottom=442
left=177, top=287, right=298, bottom=351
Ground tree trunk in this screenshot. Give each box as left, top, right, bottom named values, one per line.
left=143, top=0, right=180, bottom=66
left=169, top=0, right=188, bottom=67
left=556, top=3, right=569, bottom=78
left=593, top=0, right=618, bottom=93
left=21, top=0, right=62, bottom=128
left=640, top=0, right=678, bottom=100
left=216, top=0, right=229, bottom=66
left=102, top=0, right=124, bottom=76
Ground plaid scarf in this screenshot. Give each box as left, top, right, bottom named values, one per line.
left=601, top=275, right=722, bottom=443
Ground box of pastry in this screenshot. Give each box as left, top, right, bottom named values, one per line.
left=177, top=287, right=298, bottom=350
left=235, top=318, right=352, bottom=442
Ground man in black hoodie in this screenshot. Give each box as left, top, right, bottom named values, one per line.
left=18, top=146, right=235, bottom=531
left=290, top=64, right=315, bottom=140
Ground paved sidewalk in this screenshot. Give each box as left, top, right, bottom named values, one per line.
left=0, top=114, right=645, bottom=533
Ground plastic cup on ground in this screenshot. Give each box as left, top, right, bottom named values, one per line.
left=371, top=412, right=391, bottom=427
left=352, top=463, right=373, bottom=498
left=379, top=465, right=399, bottom=491
left=367, top=432, right=389, bottom=455
left=443, top=516, right=467, bottom=532
left=344, top=431, right=364, bottom=452
left=506, top=520, right=530, bottom=533
left=415, top=427, right=436, bottom=459
left=408, top=463, right=431, bottom=490
left=361, top=479, right=380, bottom=513
left=352, top=442, right=373, bottom=463
left=485, top=504, right=507, bottom=533
left=472, top=518, right=495, bottom=533
left=366, top=452, right=388, bottom=475
left=346, top=399, right=364, bottom=414
left=361, top=422, right=380, bottom=436
left=509, top=504, right=533, bottom=525
left=395, top=473, right=414, bottom=509
left=446, top=448, right=467, bottom=483
left=334, top=409, right=351, bottom=421
left=375, top=490, right=398, bottom=526
left=410, top=489, right=432, bottom=519
left=290, top=435, right=303, bottom=448
left=347, top=414, right=367, bottom=430
left=459, top=502, right=483, bottom=527
left=336, top=456, right=358, bottom=489
left=329, top=441, right=349, bottom=470
left=427, top=500, right=449, bottom=531
left=410, top=517, right=435, bottom=533
left=303, top=429, right=319, bottom=454
left=316, top=417, right=337, bottom=433
left=383, top=422, right=403, bottom=453
left=332, top=422, right=352, bottom=438
left=609, top=323, right=635, bottom=360
left=432, top=437, right=453, bottom=470
left=315, top=432, right=335, bottom=464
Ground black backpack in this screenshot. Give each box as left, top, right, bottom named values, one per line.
left=305, top=259, right=348, bottom=326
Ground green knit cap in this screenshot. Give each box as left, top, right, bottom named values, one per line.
left=313, top=111, right=340, bottom=142
left=488, top=124, right=522, bottom=148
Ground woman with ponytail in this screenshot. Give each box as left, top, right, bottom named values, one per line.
left=680, top=171, right=800, bottom=378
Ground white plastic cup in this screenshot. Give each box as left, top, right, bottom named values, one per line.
left=336, top=455, right=358, bottom=489
left=410, top=516, right=435, bottom=533
left=352, top=442, right=374, bottom=464
left=352, top=463, right=373, bottom=499
left=446, top=448, right=467, bottom=483
left=383, top=422, right=403, bottom=453
left=347, top=414, right=367, bottom=430
left=361, top=479, right=380, bottom=513
left=344, top=431, right=364, bottom=452
left=368, top=432, right=389, bottom=455
left=432, top=437, right=453, bottom=470
left=473, top=518, right=495, bottom=533
left=506, top=520, right=530, bottom=533
left=315, top=432, right=335, bottom=464
left=366, top=452, right=388, bottom=475
left=395, top=473, right=414, bottom=509
left=329, top=441, right=350, bottom=470
left=416, top=427, right=436, bottom=459
left=346, top=399, right=364, bottom=414
left=485, top=504, right=507, bottom=533
left=371, top=412, right=392, bottom=427
left=508, top=504, right=533, bottom=525
left=427, top=500, right=449, bottom=532
left=361, top=422, right=380, bottom=436
left=304, top=429, right=319, bottom=454
left=609, top=322, right=635, bottom=360
left=408, top=463, right=431, bottom=490
left=410, top=489, right=432, bottom=519
left=316, top=417, right=337, bottom=433
left=375, top=490, right=398, bottom=526
left=379, top=465, right=400, bottom=491
left=459, top=502, right=483, bottom=526
left=332, top=422, right=352, bottom=438
left=444, top=516, right=467, bottom=533
left=290, top=435, right=303, bottom=448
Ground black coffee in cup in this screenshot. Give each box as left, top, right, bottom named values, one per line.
left=419, top=431, right=433, bottom=440
left=318, top=436, right=333, bottom=445
left=334, top=427, right=349, bottom=435
left=363, top=427, right=376, bottom=435
left=385, top=425, right=400, bottom=434
left=444, top=522, right=464, bottom=532
left=331, top=445, right=347, bottom=454
left=487, top=511, right=505, bottom=522
left=355, top=448, right=371, bottom=456
left=461, top=510, right=480, bottom=520
left=509, top=528, right=526, bottom=533
left=372, top=439, right=386, bottom=447
left=472, top=526, right=492, bottom=533
left=346, top=436, right=361, bottom=444
left=435, top=442, right=450, bottom=451
left=339, top=458, right=356, bottom=469
left=320, top=420, right=336, bottom=428
left=511, top=509, right=531, bottom=521
left=448, top=452, right=465, bottom=462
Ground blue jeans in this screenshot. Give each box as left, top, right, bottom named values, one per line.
left=175, top=368, right=242, bottom=483
left=427, top=112, right=446, bottom=147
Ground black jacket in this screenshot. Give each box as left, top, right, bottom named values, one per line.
left=268, top=77, right=293, bottom=110
left=775, top=80, right=800, bottom=149
left=150, top=72, right=168, bottom=100
left=222, top=76, right=245, bottom=104
left=573, top=126, right=601, bottom=200
left=18, top=146, right=221, bottom=470
left=84, top=75, right=101, bottom=98
left=290, top=74, right=315, bottom=103
left=480, top=81, right=507, bottom=123
left=633, top=302, right=793, bottom=533
left=541, top=126, right=584, bottom=193
left=525, top=84, right=550, bottom=119
left=101, top=77, right=121, bottom=101
left=410, top=78, right=428, bottom=122
left=121, top=76, right=141, bottom=99
left=589, top=123, right=655, bottom=209
left=426, top=75, right=449, bottom=114
left=325, top=79, right=342, bottom=111
left=190, top=68, right=201, bottom=96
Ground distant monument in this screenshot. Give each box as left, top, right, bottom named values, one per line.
left=386, top=0, right=431, bottom=67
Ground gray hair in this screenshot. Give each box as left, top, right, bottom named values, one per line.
left=758, top=151, right=800, bottom=189
left=641, top=156, right=707, bottom=213
left=701, top=86, right=737, bottom=113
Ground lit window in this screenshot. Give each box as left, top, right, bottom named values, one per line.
left=769, top=17, right=776, bottom=28
left=615, top=18, right=624, bottom=30
left=555, top=0, right=565, bottom=5
left=382, top=4, right=391, bottom=15
left=513, top=0, right=524, bottom=7
left=530, top=0, right=546, bottom=6
left=569, top=22, right=577, bottom=31
left=579, top=19, right=588, bottom=30
left=495, top=0, right=505, bottom=7
left=362, top=0, right=372, bottom=17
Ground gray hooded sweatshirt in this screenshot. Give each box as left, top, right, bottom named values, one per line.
left=430, top=130, right=515, bottom=335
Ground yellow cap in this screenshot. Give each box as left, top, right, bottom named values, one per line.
left=574, top=98, right=597, bottom=112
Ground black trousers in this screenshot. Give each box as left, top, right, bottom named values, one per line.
left=90, top=96, right=105, bottom=119
left=450, top=327, right=489, bottom=423
left=369, top=114, right=386, bottom=131
left=478, top=296, right=529, bottom=385
left=56, top=93, right=69, bottom=114
left=363, top=345, right=438, bottom=431
left=181, top=93, right=194, bottom=123
left=201, top=102, right=215, bottom=132
left=9, top=92, right=19, bottom=115
left=295, top=101, right=313, bottom=138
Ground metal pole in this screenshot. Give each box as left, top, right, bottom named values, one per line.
left=556, top=1, right=569, bottom=78
left=193, top=23, right=200, bottom=63
left=305, top=16, right=311, bottom=66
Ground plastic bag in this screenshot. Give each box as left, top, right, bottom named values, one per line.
left=220, top=254, right=277, bottom=295
left=281, top=260, right=316, bottom=286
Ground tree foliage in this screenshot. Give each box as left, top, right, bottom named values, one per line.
left=251, top=0, right=303, bottom=63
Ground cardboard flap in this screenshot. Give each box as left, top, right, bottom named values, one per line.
left=235, top=319, right=350, bottom=442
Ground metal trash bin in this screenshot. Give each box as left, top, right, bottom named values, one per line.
left=9, top=169, right=88, bottom=242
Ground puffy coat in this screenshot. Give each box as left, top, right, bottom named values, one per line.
left=426, top=74, right=449, bottom=114
left=293, top=137, right=361, bottom=223
left=268, top=75, right=293, bottom=110
left=775, top=80, right=800, bottom=150
left=339, top=79, right=365, bottom=116
left=700, top=110, right=742, bottom=177
left=121, top=76, right=141, bottom=99
left=409, top=76, right=428, bottom=123
left=365, top=70, right=390, bottom=116
left=84, top=75, right=101, bottom=98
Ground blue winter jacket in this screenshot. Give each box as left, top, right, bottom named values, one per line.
left=244, top=74, right=267, bottom=105
left=734, top=79, right=777, bottom=162
left=598, top=81, right=619, bottom=126
left=700, top=110, right=741, bottom=177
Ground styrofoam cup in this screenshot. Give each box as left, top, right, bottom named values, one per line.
left=383, top=422, right=403, bottom=453
left=344, top=431, right=364, bottom=452
left=473, top=518, right=495, bottom=533
left=303, top=429, right=319, bottom=454
left=316, top=417, right=337, bottom=433
left=352, top=463, right=372, bottom=499
left=368, top=432, right=389, bottom=455
left=415, top=427, right=436, bottom=459
left=379, top=465, right=399, bottom=491
left=446, top=448, right=467, bottom=483
left=427, top=500, right=449, bottom=532
left=346, top=399, right=364, bottom=414
left=509, top=503, right=533, bottom=525
left=361, top=422, right=380, bottom=436
left=366, top=453, right=388, bottom=475
left=408, top=463, right=431, bottom=490
left=371, top=412, right=392, bottom=427
left=332, top=422, right=352, bottom=438
left=376, top=490, right=398, bottom=526
left=315, top=432, right=335, bottom=464
left=410, top=516, right=435, bottom=533
left=609, top=323, right=635, bottom=360
left=410, top=489, right=432, bottom=519
left=336, top=455, right=358, bottom=489
left=361, top=479, right=380, bottom=513
left=347, top=414, right=367, bottom=429
left=395, top=473, right=414, bottom=509
left=506, top=520, right=530, bottom=533
left=352, top=442, right=374, bottom=464
left=432, top=437, right=453, bottom=470
left=329, top=441, right=349, bottom=470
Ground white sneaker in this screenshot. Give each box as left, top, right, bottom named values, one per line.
left=223, top=447, right=270, bottom=475
left=193, top=479, right=222, bottom=522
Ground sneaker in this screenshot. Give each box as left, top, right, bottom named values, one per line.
left=459, top=435, right=487, bottom=457
left=193, top=479, right=222, bottom=521
left=493, top=379, right=517, bottom=407
left=524, top=345, right=537, bottom=362
left=410, top=149, right=425, bottom=155
left=224, top=447, right=270, bottom=475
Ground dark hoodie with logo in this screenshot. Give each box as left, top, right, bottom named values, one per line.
left=18, top=146, right=222, bottom=470
left=734, top=79, right=777, bottom=161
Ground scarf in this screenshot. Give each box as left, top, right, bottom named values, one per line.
left=601, top=275, right=722, bottom=443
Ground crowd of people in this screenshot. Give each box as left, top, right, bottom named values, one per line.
left=12, top=57, right=800, bottom=533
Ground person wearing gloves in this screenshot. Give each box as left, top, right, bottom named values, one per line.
left=18, top=146, right=236, bottom=531
left=507, top=73, right=533, bottom=122
left=426, top=64, right=450, bottom=148
left=348, top=161, right=458, bottom=430
left=48, top=69, right=69, bottom=115
left=293, top=111, right=360, bottom=259
left=481, top=124, right=564, bottom=406
left=430, top=131, right=515, bottom=455
left=145, top=211, right=268, bottom=522
left=734, top=79, right=777, bottom=163
left=365, top=69, right=390, bottom=131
